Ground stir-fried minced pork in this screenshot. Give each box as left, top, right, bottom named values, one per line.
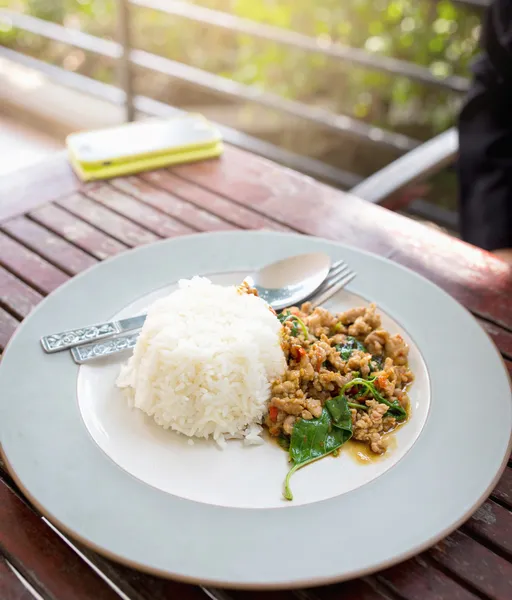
left=265, top=302, right=414, bottom=455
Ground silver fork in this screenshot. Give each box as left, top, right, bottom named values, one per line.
left=66, top=261, right=356, bottom=364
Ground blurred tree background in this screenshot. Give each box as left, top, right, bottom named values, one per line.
left=0, top=0, right=484, bottom=211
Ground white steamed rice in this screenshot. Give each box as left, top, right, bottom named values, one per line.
left=116, top=277, right=286, bottom=446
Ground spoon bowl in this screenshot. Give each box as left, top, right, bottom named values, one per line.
left=245, top=253, right=331, bottom=311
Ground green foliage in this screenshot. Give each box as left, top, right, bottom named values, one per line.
left=0, top=0, right=482, bottom=180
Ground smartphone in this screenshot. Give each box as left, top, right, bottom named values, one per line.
left=66, top=114, right=222, bottom=167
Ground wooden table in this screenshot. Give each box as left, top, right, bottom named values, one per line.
left=1, top=147, right=511, bottom=600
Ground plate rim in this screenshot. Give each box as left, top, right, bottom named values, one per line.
left=1, top=230, right=511, bottom=589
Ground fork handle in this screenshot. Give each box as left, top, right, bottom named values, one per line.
left=41, top=322, right=122, bottom=353
left=71, top=332, right=139, bottom=364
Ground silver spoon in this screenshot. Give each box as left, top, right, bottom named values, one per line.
left=40, top=252, right=332, bottom=354
left=244, top=252, right=331, bottom=311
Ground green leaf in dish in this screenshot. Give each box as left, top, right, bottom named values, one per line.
left=342, top=378, right=407, bottom=421
left=325, top=393, right=353, bottom=432
left=277, top=433, right=290, bottom=451
left=369, top=355, right=384, bottom=375
left=284, top=403, right=352, bottom=501
left=278, top=312, right=308, bottom=339
left=336, top=336, right=367, bottom=360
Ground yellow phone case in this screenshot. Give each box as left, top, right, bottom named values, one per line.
left=66, top=113, right=222, bottom=168
left=68, top=140, right=223, bottom=182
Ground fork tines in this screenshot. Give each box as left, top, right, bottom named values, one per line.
left=309, top=260, right=356, bottom=308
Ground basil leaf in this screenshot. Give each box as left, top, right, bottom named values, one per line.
left=277, top=434, right=290, bottom=451
left=342, top=377, right=407, bottom=421
left=284, top=407, right=352, bottom=501
left=369, top=355, right=384, bottom=375
left=325, top=393, right=353, bottom=433
left=278, top=313, right=308, bottom=339
left=336, top=336, right=367, bottom=360
left=277, top=311, right=291, bottom=323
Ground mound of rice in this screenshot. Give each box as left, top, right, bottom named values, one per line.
left=116, top=277, right=286, bottom=446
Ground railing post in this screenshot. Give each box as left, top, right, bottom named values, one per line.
left=117, top=0, right=135, bottom=122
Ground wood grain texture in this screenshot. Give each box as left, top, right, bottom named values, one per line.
left=0, top=267, right=43, bottom=319
left=431, top=530, right=512, bottom=600
left=478, top=319, right=512, bottom=361
left=94, top=559, right=210, bottom=600
left=171, top=147, right=512, bottom=329
left=143, top=170, right=293, bottom=232
left=110, top=177, right=237, bottom=232
left=57, top=194, right=159, bottom=247
left=0, top=307, right=19, bottom=351
left=310, top=580, right=396, bottom=600
left=387, top=242, right=512, bottom=332
left=226, top=591, right=300, bottom=600
left=0, top=479, right=121, bottom=600
left=465, top=500, right=512, bottom=559
left=0, top=232, right=68, bottom=295
left=1, top=216, right=97, bottom=276
left=85, top=183, right=196, bottom=237
left=493, top=468, right=512, bottom=510
left=29, top=203, right=128, bottom=260
left=378, top=556, right=480, bottom=600
left=0, top=555, right=34, bottom=600
left=0, top=151, right=80, bottom=223
left=505, top=360, right=512, bottom=380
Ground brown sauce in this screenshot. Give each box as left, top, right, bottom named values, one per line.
left=344, top=435, right=398, bottom=464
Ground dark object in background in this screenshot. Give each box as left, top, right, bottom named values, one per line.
left=458, top=0, right=512, bottom=251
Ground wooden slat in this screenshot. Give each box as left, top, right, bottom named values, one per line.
left=0, top=232, right=68, bottom=295
left=493, top=468, right=512, bottom=510
left=478, top=319, right=512, bottom=360
left=171, top=147, right=512, bottom=329
left=312, top=579, right=396, bottom=600
left=57, top=194, right=159, bottom=247
left=227, top=592, right=300, bottom=600
left=1, top=216, right=97, bottom=276
left=378, top=556, right=480, bottom=600
left=84, top=184, right=196, bottom=237
left=431, top=530, right=512, bottom=600
left=169, top=146, right=411, bottom=249
left=94, top=560, right=210, bottom=600
left=142, top=170, right=293, bottom=232
left=0, top=479, right=120, bottom=600
left=0, top=267, right=43, bottom=319
left=110, top=177, right=237, bottom=232
left=465, top=500, right=512, bottom=558
left=0, top=307, right=19, bottom=350
left=0, top=151, right=80, bottom=223
left=0, top=555, right=34, bottom=600
left=311, top=580, right=396, bottom=600
left=29, top=203, right=127, bottom=260
left=505, top=360, right=512, bottom=380
left=388, top=242, right=512, bottom=333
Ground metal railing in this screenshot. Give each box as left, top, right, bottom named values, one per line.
left=1, top=9, right=418, bottom=153
left=132, top=0, right=471, bottom=93
left=0, top=0, right=484, bottom=225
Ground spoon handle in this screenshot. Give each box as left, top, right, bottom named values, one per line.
left=40, top=315, right=146, bottom=353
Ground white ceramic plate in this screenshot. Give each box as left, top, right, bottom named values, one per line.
left=0, top=231, right=511, bottom=589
